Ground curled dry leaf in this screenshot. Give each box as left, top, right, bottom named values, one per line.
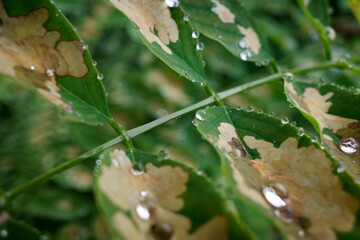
left=0, top=1, right=88, bottom=109
left=98, top=149, right=227, bottom=240
left=109, top=0, right=179, bottom=54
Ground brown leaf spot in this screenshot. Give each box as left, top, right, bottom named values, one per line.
left=109, top=0, right=179, bottom=54
left=217, top=122, right=270, bottom=208
left=237, top=25, right=261, bottom=54
left=99, top=150, right=228, bottom=240
left=244, top=136, right=359, bottom=240
left=0, top=1, right=88, bottom=109
left=211, top=0, right=235, bottom=23
left=285, top=82, right=357, bottom=133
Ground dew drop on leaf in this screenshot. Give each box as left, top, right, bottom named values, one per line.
left=238, top=38, right=247, bottom=48
left=165, top=0, right=180, bottom=7
left=196, top=42, right=204, bottom=51
left=247, top=105, right=254, bottom=112
left=325, top=26, right=336, bottom=40
left=195, top=110, right=206, bottom=121
left=282, top=72, right=294, bottom=81
left=191, top=30, right=200, bottom=39
left=135, top=203, right=150, bottom=220
left=262, top=184, right=287, bottom=208
left=97, top=73, right=104, bottom=80
left=337, top=165, right=345, bottom=173
left=92, top=60, right=97, bottom=66
left=131, top=162, right=144, bottom=176
left=0, top=230, right=8, bottom=238
left=151, top=221, right=173, bottom=240
left=158, top=149, right=169, bottom=159
left=281, top=117, right=289, bottom=124
left=339, top=137, right=359, bottom=154
left=30, top=65, right=35, bottom=70
left=183, top=14, right=189, bottom=21
left=296, top=129, right=304, bottom=137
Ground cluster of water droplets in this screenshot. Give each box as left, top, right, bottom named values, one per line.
left=238, top=38, right=253, bottom=61
left=93, top=154, right=104, bottom=176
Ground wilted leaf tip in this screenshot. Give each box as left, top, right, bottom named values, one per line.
left=110, top=0, right=179, bottom=55
left=0, top=0, right=88, bottom=109
left=99, top=149, right=227, bottom=239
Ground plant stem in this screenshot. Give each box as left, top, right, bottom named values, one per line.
left=270, top=59, right=280, bottom=73
left=4, top=60, right=346, bottom=201
left=5, top=136, right=123, bottom=201
left=108, top=119, right=134, bottom=149
left=296, top=0, right=332, bottom=60
left=201, top=82, right=224, bottom=106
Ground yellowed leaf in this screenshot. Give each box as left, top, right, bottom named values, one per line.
left=285, top=82, right=357, bottom=133
left=244, top=136, right=359, bottom=240
left=109, top=0, right=179, bottom=54
left=0, top=1, right=88, bottom=109
left=210, top=0, right=235, bottom=23
left=99, top=150, right=228, bottom=240
left=237, top=25, right=261, bottom=54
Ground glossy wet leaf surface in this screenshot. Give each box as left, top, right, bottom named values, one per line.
left=180, top=0, right=272, bottom=62
left=108, top=0, right=206, bottom=83
left=0, top=0, right=111, bottom=125
left=195, top=106, right=359, bottom=240
left=94, top=148, right=264, bottom=240
left=284, top=80, right=360, bottom=196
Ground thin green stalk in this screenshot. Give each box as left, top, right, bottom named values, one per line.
left=201, top=82, right=224, bottom=106
left=4, top=60, right=346, bottom=202
left=5, top=136, right=123, bottom=202
left=297, top=0, right=332, bottom=60
left=270, top=59, right=280, bottom=73
left=108, top=119, right=134, bottom=149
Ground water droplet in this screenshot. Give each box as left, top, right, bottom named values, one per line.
left=158, top=149, right=169, bottom=159
left=151, top=221, right=173, bottom=240
left=238, top=39, right=247, bottom=48
left=165, top=0, right=179, bottom=7
left=0, top=230, right=8, bottom=238
left=196, top=42, right=204, bottom=51
left=95, top=159, right=102, bottom=165
left=202, top=60, right=206, bottom=67
left=339, top=137, right=359, bottom=154
left=30, top=65, right=35, bottom=70
left=45, top=68, right=55, bottom=77
left=218, top=35, right=223, bottom=39
left=183, top=14, right=189, bottom=21
left=337, top=165, right=345, bottom=173
left=298, top=230, right=305, bottom=237
left=236, top=106, right=242, bottom=110
left=192, top=30, right=200, bottom=39
left=82, top=44, right=89, bottom=50
left=325, top=26, right=336, bottom=40
left=282, top=72, right=294, bottom=81
left=258, top=109, right=263, bottom=113
left=281, top=117, right=289, bottom=124
left=270, top=112, right=275, bottom=116
left=240, top=49, right=251, bottom=61
left=97, top=73, right=104, bottom=80
left=131, top=162, right=144, bottom=176
left=196, top=110, right=207, bottom=121
left=247, top=105, right=254, bottom=112
left=263, top=184, right=287, bottom=208
left=296, top=129, right=304, bottom=137
left=136, top=204, right=150, bottom=220
left=92, top=60, right=97, bottom=66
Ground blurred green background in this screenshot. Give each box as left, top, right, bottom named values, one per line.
left=1, top=0, right=360, bottom=238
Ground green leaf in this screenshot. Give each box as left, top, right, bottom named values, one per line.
left=94, top=148, right=261, bottom=240
left=108, top=1, right=206, bottom=83
left=0, top=0, right=112, bottom=125
left=347, top=0, right=360, bottom=25
left=180, top=0, right=272, bottom=62
left=284, top=80, right=360, bottom=197
left=195, top=106, right=360, bottom=239
left=0, top=219, right=42, bottom=240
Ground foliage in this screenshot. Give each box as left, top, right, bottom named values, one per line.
left=1, top=0, right=360, bottom=239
